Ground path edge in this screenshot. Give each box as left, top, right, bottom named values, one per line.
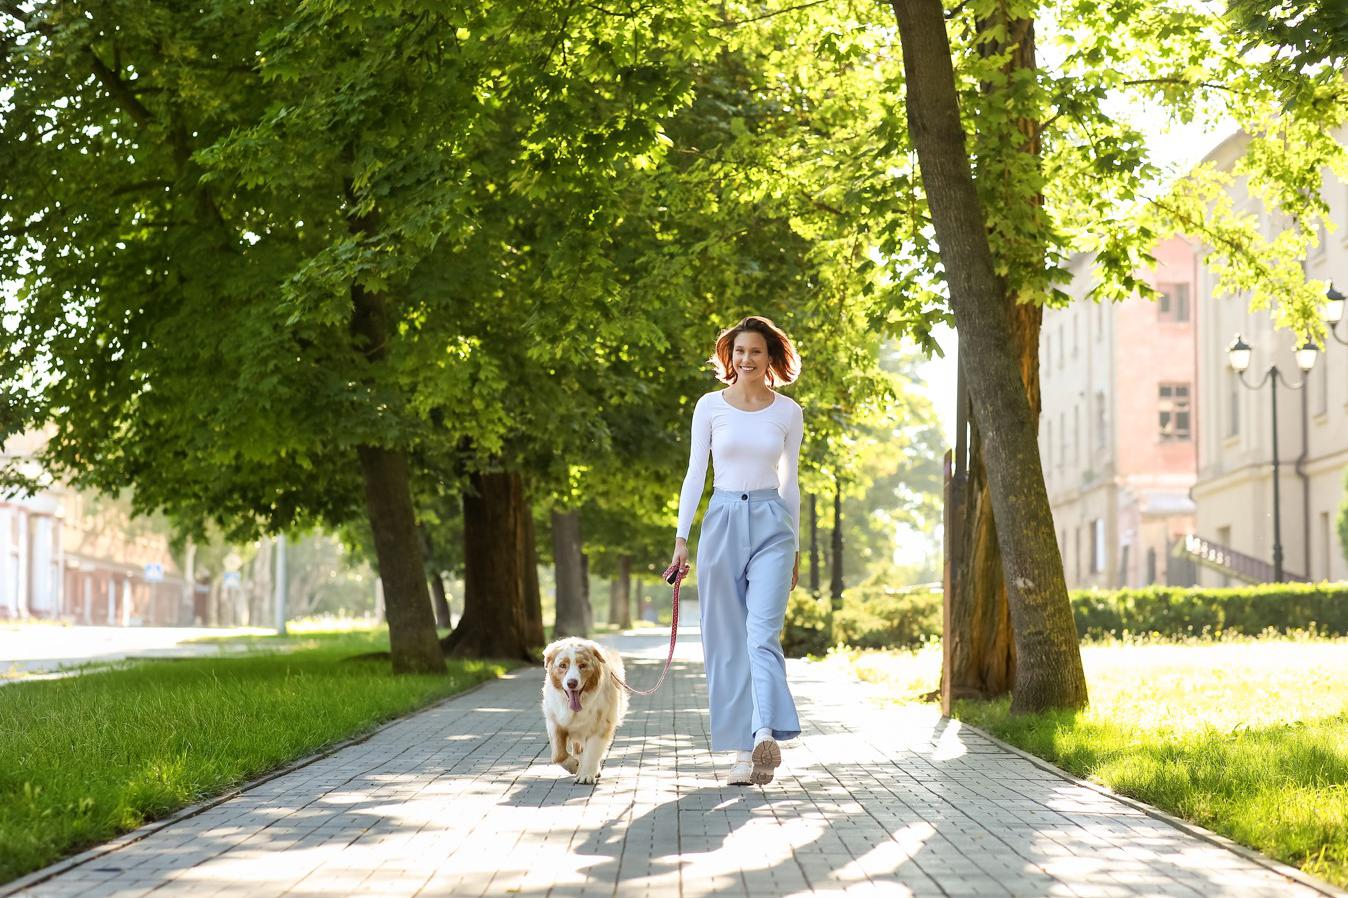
left=1, top=668, right=527, bottom=898
left=958, top=719, right=1348, bottom=898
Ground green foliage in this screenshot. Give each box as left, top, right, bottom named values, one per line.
left=1071, top=583, right=1348, bottom=639
left=780, top=589, right=832, bottom=658
left=832, top=584, right=943, bottom=651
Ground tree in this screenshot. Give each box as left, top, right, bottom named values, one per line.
left=0, top=1, right=710, bottom=670
left=889, top=0, right=1088, bottom=711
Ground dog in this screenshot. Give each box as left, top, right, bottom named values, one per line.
left=541, top=636, right=628, bottom=784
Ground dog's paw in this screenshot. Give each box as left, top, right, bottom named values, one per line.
left=560, top=757, right=579, bottom=775
left=575, top=772, right=599, bottom=785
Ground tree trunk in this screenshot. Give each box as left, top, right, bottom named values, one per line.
left=830, top=482, right=844, bottom=609
left=551, top=509, right=591, bottom=637
left=889, top=0, right=1087, bottom=712
left=580, top=551, right=593, bottom=632
left=946, top=0, right=1043, bottom=702
left=442, top=469, right=534, bottom=661
left=809, top=494, right=821, bottom=597
left=429, top=573, right=451, bottom=629
left=345, top=181, right=444, bottom=674
left=522, top=497, right=545, bottom=647
left=357, top=445, right=446, bottom=673
left=608, top=554, right=633, bottom=629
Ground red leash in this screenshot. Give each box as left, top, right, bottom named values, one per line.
left=609, top=562, right=685, bottom=696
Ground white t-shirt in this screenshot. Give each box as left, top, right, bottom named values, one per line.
left=676, top=389, right=803, bottom=550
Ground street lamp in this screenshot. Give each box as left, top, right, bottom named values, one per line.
left=1326, top=283, right=1347, bottom=345
left=1227, top=333, right=1318, bottom=582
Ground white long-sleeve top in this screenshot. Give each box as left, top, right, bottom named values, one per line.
left=676, top=389, right=804, bottom=550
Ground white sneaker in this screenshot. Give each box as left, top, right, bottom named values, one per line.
left=727, top=760, right=754, bottom=785
left=750, top=737, right=781, bottom=785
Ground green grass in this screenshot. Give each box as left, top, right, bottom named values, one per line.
left=0, top=629, right=515, bottom=884
left=824, top=636, right=1348, bottom=887
left=954, top=638, right=1348, bottom=888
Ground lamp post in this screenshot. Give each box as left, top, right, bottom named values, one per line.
left=1326, top=283, right=1347, bottom=345
left=1227, top=334, right=1319, bottom=582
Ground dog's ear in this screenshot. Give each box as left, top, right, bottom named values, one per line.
left=543, top=645, right=558, bottom=667
left=585, top=647, right=605, bottom=667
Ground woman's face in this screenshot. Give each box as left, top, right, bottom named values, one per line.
left=731, top=331, right=770, bottom=385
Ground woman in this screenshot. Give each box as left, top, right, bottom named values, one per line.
left=671, top=315, right=803, bottom=786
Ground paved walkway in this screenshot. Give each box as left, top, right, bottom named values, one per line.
left=7, top=609, right=1339, bottom=898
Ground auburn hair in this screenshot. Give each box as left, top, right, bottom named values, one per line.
left=709, top=316, right=800, bottom=386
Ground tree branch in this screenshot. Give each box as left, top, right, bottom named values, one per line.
left=713, top=0, right=831, bottom=29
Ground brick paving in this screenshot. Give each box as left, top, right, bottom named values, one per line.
left=6, top=607, right=1340, bottom=898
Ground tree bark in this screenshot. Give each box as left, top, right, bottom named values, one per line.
left=551, top=509, right=590, bottom=637
left=946, top=1, right=1043, bottom=702
left=809, top=494, right=821, bottom=597
left=889, top=0, right=1087, bottom=712
left=357, top=445, right=446, bottom=673
left=429, top=573, right=451, bottom=629
left=830, top=482, right=844, bottom=609
left=522, top=497, right=545, bottom=647
left=442, top=469, right=534, bottom=661
left=608, top=554, right=633, bottom=629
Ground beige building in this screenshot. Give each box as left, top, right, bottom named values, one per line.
left=1039, top=237, right=1200, bottom=590
left=2, top=430, right=190, bottom=624
left=1192, top=130, right=1348, bottom=585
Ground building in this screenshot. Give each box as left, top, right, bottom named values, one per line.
left=1, top=430, right=190, bottom=624
left=1191, top=130, right=1348, bottom=585
left=1039, top=236, right=1200, bottom=589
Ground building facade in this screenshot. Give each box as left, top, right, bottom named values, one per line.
left=1040, top=236, right=1199, bottom=589
left=1192, top=130, right=1348, bottom=585
left=1, top=430, right=189, bottom=624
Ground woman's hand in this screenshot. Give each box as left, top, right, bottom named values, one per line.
left=791, top=552, right=799, bottom=590
left=670, top=538, right=690, bottom=578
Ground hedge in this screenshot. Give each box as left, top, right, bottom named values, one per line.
left=1071, top=583, right=1348, bottom=639
left=781, top=581, right=1348, bottom=656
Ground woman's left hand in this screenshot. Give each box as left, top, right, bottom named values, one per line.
left=791, top=553, right=799, bottom=590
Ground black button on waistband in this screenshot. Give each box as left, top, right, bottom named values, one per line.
left=740, top=493, right=748, bottom=500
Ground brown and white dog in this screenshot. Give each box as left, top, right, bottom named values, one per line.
left=541, top=637, right=628, bottom=784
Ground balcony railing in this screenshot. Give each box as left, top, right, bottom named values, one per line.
left=1172, top=533, right=1308, bottom=584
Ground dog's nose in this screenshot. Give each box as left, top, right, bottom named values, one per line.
left=565, top=678, right=579, bottom=688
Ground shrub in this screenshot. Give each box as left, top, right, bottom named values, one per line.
left=833, top=583, right=942, bottom=650
left=1070, top=583, right=1348, bottom=639
left=780, top=589, right=832, bottom=658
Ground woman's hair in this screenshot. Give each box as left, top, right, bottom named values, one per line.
left=709, top=316, right=800, bottom=386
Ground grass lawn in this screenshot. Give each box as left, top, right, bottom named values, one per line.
left=824, top=636, right=1348, bottom=888
left=0, top=629, right=515, bottom=884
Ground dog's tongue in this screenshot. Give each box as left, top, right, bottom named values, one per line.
left=567, top=689, right=582, bottom=711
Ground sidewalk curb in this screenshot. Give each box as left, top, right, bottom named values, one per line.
left=1, top=668, right=525, bottom=898
left=958, top=719, right=1348, bottom=898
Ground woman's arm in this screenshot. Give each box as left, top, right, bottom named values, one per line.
left=778, top=401, right=803, bottom=551
left=675, top=396, right=711, bottom=543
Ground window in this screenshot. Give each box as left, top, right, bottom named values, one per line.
left=1157, top=283, right=1190, bottom=322
left=1094, top=390, right=1107, bottom=455
left=1074, top=527, right=1082, bottom=581
left=1072, top=314, right=1079, bottom=357
left=1058, top=324, right=1065, bottom=368
left=1091, top=519, right=1105, bottom=574
left=1159, top=382, right=1192, bottom=441
left=1073, top=406, right=1080, bottom=464
left=1314, top=353, right=1327, bottom=416
left=1322, top=512, right=1332, bottom=581
left=1046, top=419, right=1053, bottom=472
left=1044, top=333, right=1052, bottom=377
left=1226, top=376, right=1240, bottom=437
left=1058, top=411, right=1066, bottom=468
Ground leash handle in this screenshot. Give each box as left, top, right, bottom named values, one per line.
left=610, top=562, right=685, bottom=697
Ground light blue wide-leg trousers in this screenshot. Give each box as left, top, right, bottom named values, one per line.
left=696, top=486, right=802, bottom=752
